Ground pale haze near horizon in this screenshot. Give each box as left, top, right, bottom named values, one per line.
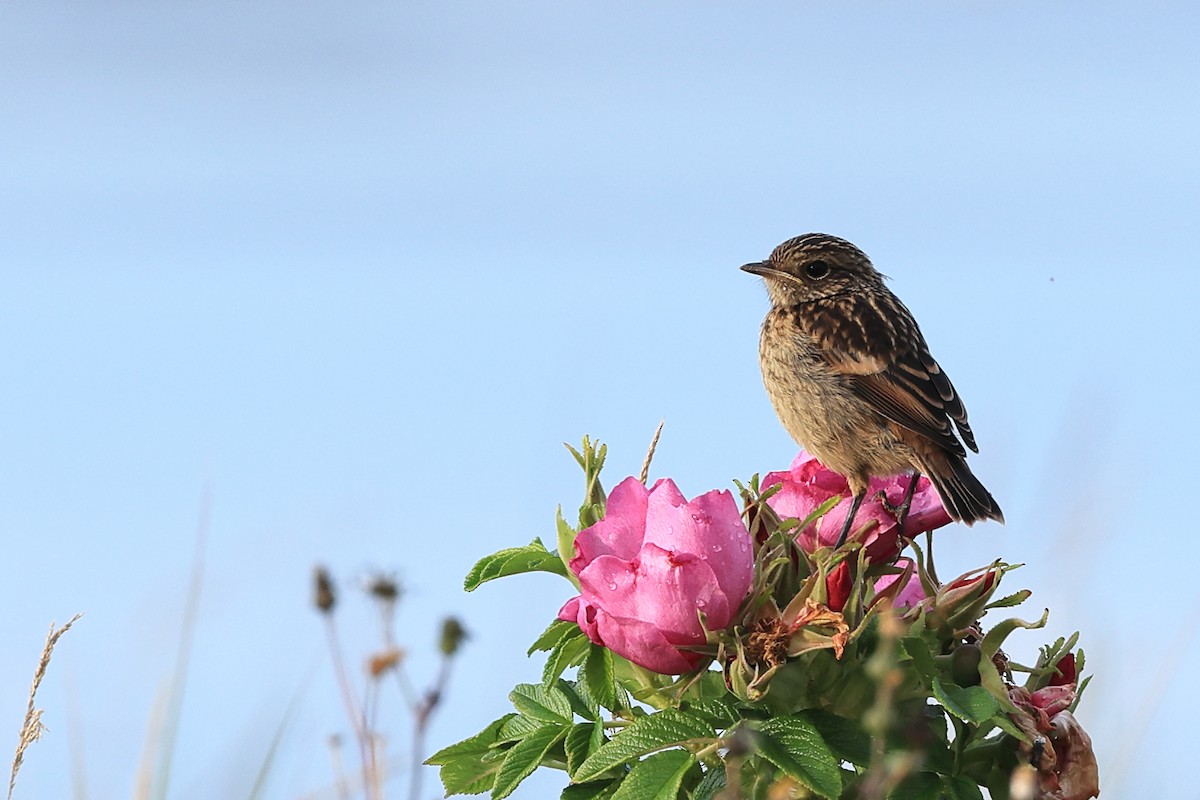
left=1, top=3, right=1197, bottom=798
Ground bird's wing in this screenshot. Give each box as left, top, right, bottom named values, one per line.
left=801, top=294, right=977, bottom=456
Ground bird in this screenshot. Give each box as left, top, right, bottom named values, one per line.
left=742, top=233, right=1002, bottom=549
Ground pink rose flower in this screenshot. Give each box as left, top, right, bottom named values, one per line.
left=558, top=476, right=754, bottom=674
left=763, top=451, right=952, bottom=563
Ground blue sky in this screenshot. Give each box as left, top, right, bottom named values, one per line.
left=2, top=2, right=1197, bottom=798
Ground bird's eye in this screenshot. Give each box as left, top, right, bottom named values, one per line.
left=804, top=260, right=831, bottom=280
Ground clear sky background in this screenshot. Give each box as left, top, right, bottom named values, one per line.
left=2, top=2, right=1197, bottom=798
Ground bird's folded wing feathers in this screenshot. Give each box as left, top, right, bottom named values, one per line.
left=805, top=306, right=978, bottom=455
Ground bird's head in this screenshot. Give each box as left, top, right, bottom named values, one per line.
left=741, top=233, right=883, bottom=306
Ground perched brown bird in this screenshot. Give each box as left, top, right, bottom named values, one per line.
left=743, top=233, right=1002, bottom=547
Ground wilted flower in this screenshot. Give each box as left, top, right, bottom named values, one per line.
left=763, top=451, right=952, bottom=562
left=1009, top=680, right=1099, bottom=800
left=558, top=476, right=754, bottom=674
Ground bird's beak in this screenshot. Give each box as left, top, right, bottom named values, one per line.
left=741, top=261, right=780, bottom=278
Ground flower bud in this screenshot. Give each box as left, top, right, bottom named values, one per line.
left=926, top=567, right=1000, bottom=634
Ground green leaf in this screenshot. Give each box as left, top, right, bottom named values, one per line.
left=562, top=780, right=621, bottom=800
left=530, top=619, right=582, bottom=655
left=692, top=766, right=727, bottom=800
left=610, top=749, right=697, bottom=800
left=497, top=714, right=547, bottom=743
left=427, top=715, right=514, bottom=796
left=542, top=630, right=591, bottom=685
left=574, top=709, right=716, bottom=783
left=510, top=683, right=575, bottom=725
left=465, top=539, right=569, bottom=591
left=437, top=755, right=503, bottom=796
left=427, top=715, right=513, bottom=765
left=756, top=716, right=842, bottom=799
left=901, top=636, right=938, bottom=680
left=558, top=679, right=601, bottom=723
left=941, top=773, right=986, bottom=800
left=492, top=724, right=568, bottom=799
left=584, top=644, right=620, bottom=712
left=932, top=677, right=999, bottom=724
left=565, top=722, right=603, bottom=777
left=888, top=771, right=942, bottom=800
left=680, top=697, right=739, bottom=728
left=799, top=709, right=871, bottom=767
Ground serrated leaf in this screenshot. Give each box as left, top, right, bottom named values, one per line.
left=562, top=780, right=621, bottom=800
left=530, top=619, right=582, bottom=655
left=932, top=677, right=999, bottom=724
left=497, top=714, right=547, bottom=743
left=681, top=697, right=739, bottom=728
left=510, top=683, right=575, bottom=725
left=756, top=716, right=842, bottom=799
left=610, top=749, right=697, bottom=800
left=799, top=709, right=871, bottom=767
left=574, top=708, right=716, bottom=783
left=543, top=630, right=591, bottom=685
left=584, top=643, right=620, bottom=712
left=437, top=754, right=503, bottom=796
left=888, top=771, right=942, bottom=800
left=558, top=679, right=601, bottom=722
left=941, top=773, right=986, bottom=800
left=464, top=539, right=569, bottom=591
left=565, top=722, right=602, bottom=777
left=692, top=766, right=727, bottom=800
left=492, top=724, right=568, bottom=799
left=427, top=715, right=514, bottom=765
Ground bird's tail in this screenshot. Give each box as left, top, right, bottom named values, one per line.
left=916, top=450, right=1004, bottom=525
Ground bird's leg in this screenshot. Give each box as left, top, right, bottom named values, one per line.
left=893, top=471, right=921, bottom=534
left=833, top=490, right=866, bottom=549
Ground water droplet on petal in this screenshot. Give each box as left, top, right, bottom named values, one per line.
left=607, top=581, right=618, bottom=591
left=711, top=543, right=722, bottom=553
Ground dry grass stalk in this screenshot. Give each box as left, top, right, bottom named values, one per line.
left=7, top=614, right=83, bottom=800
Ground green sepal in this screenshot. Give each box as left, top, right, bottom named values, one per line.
left=556, top=507, right=582, bottom=589
left=979, top=609, right=1049, bottom=661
